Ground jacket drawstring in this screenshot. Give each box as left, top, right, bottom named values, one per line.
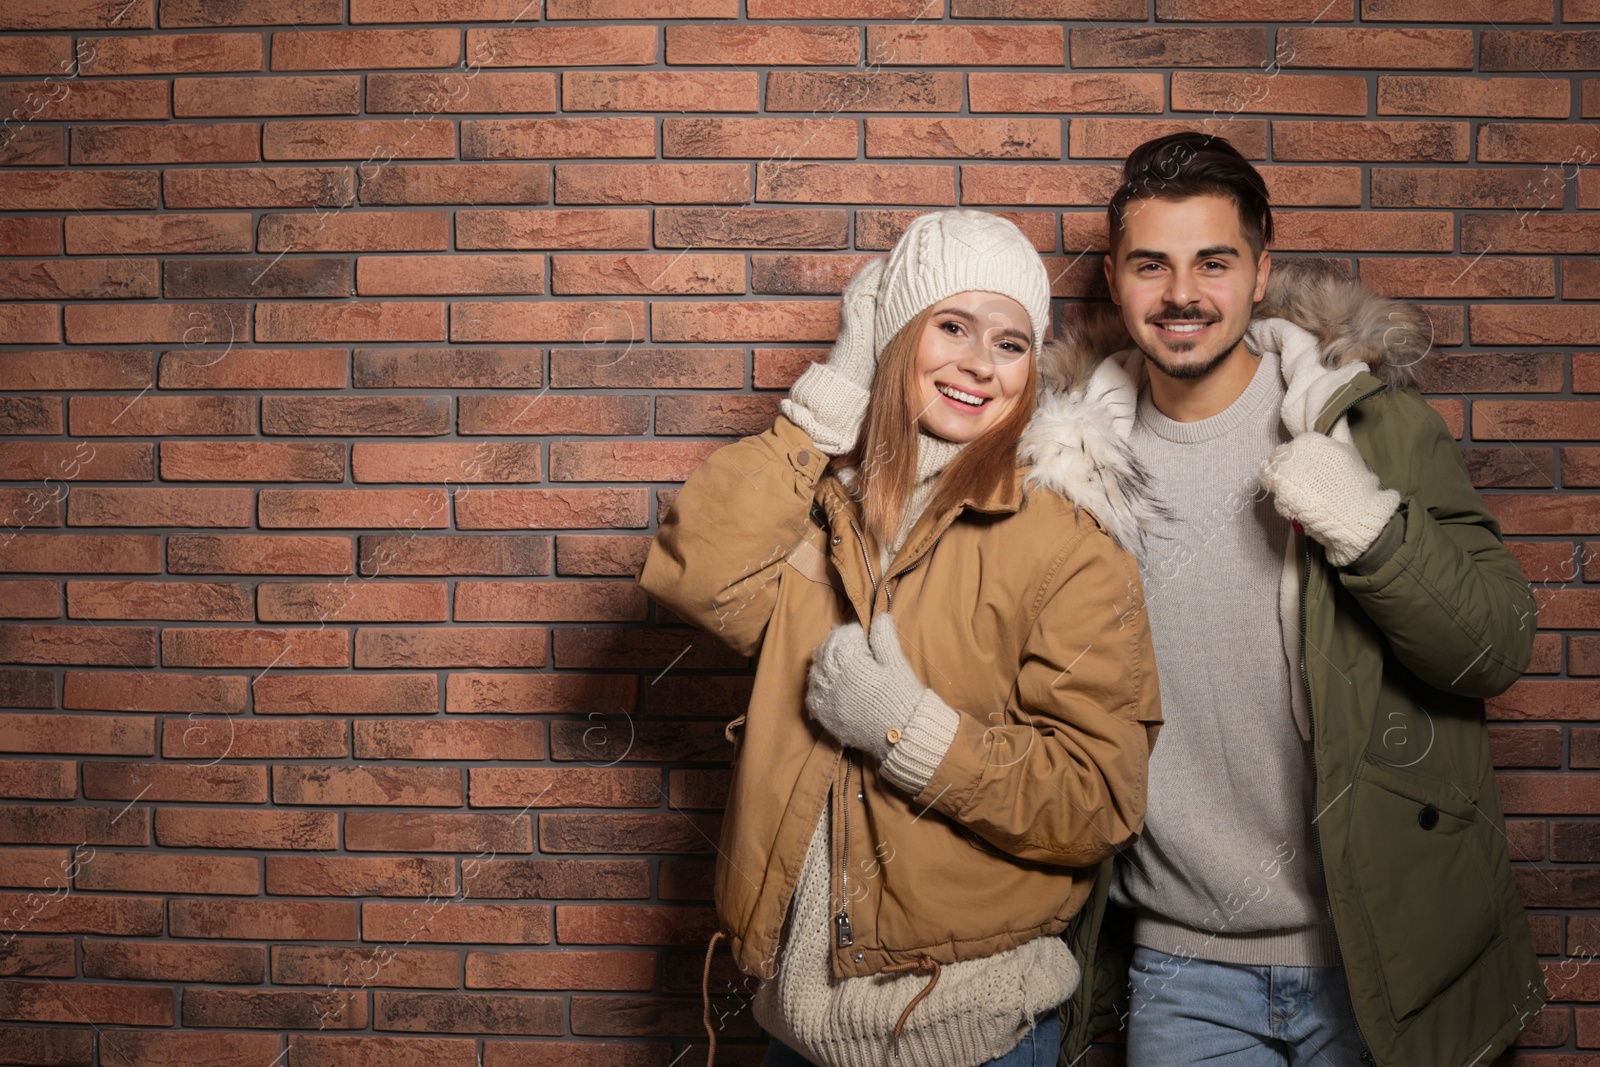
left=882, top=956, right=942, bottom=1054
left=701, top=929, right=727, bottom=1066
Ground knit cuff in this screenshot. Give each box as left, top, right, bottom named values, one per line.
left=779, top=362, right=870, bottom=458
left=1323, top=486, right=1402, bottom=568
left=1345, top=508, right=1404, bottom=576
left=879, top=688, right=960, bottom=796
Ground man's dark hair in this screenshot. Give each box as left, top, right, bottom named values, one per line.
left=1107, top=133, right=1273, bottom=257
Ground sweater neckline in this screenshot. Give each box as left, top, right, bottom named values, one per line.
left=1136, top=344, right=1280, bottom=445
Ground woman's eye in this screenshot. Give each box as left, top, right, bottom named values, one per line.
left=940, top=321, right=964, bottom=336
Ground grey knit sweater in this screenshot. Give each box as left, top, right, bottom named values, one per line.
left=1110, top=348, right=1338, bottom=967
left=750, top=430, right=1078, bottom=1066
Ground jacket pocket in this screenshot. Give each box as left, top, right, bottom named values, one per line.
left=1344, top=756, right=1501, bottom=1022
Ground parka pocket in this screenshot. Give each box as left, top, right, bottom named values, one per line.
left=1344, top=757, right=1501, bottom=1023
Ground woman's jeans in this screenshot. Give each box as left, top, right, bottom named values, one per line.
left=759, top=1009, right=1061, bottom=1067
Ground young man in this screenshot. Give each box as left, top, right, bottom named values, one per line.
left=1052, top=134, right=1545, bottom=1066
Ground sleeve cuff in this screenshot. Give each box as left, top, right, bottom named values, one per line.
left=778, top=362, right=870, bottom=458
left=878, top=688, right=960, bottom=796
left=1344, top=507, right=1404, bottom=576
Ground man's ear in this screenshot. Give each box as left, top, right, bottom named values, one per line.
left=1252, top=249, right=1271, bottom=304
left=1102, top=252, right=1120, bottom=305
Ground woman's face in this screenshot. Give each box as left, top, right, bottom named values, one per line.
left=912, top=291, right=1034, bottom=443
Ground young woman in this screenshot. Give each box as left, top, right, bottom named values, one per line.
left=640, top=210, right=1163, bottom=1067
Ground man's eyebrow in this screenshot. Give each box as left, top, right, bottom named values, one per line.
left=1196, top=245, right=1241, bottom=258
left=1121, top=245, right=1241, bottom=261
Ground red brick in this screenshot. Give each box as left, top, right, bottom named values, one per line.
left=1479, top=121, right=1600, bottom=164
left=1172, top=71, right=1367, bottom=116
left=66, top=579, right=252, bottom=620
left=550, top=347, right=742, bottom=390
left=451, top=301, right=645, bottom=344
left=273, top=764, right=462, bottom=806
left=0, top=126, right=66, bottom=165
left=553, top=628, right=744, bottom=670
left=256, top=301, right=446, bottom=342
left=82, top=762, right=262, bottom=804
left=765, top=70, right=961, bottom=113
left=0, top=847, right=71, bottom=887
left=374, top=991, right=562, bottom=1036
left=272, top=946, right=458, bottom=989
left=353, top=345, right=541, bottom=389
left=1378, top=75, right=1568, bottom=118
left=860, top=208, right=1059, bottom=250
left=1070, top=27, right=1269, bottom=68
left=663, top=117, right=856, bottom=160
left=0, top=624, right=155, bottom=666
left=461, top=117, right=653, bottom=160
left=565, top=71, right=758, bottom=113
left=1472, top=306, right=1600, bottom=346
left=369, top=71, right=555, bottom=114
left=551, top=720, right=730, bottom=763
left=161, top=0, right=342, bottom=23
left=445, top=672, right=637, bottom=714
left=255, top=578, right=448, bottom=621
left=0, top=350, right=148, bottom=391
left=164, top=165, right=353, bottom=208
left=1474, top=401, right=1600, bottom=440
left=868, top=23, right=1062, bottom=65
left=471, top=768, right=658, bottom=810
left=542, top=816, right=722, bottom=859
left=0, top=395, right=63, bottom=435
left=0, top=216, right=62, bottom=255
left=288, top=1034, right=478, bottom=1067
left=354, top=718, right=547, bottom=761
left=1360, top=256, right=1554, bottom=299
left=70, top=121, right=257, bottom=165
left=466, top=26, right=658, bottom=67
left=556, top=163, right=751, bottom=205
left=968, top=71, right=1159, bottom=115
left=0, top=37, right=74, bottom=75
left=481, top=1041, right=673, bottom=1067
left=1418, top=352, right=1563, bottom=394
left=65, top=214, right=252, bottom=259
left=467, top=858, right=648, bottom=901
left=0, top=441, right=151, bottom=482
left=258, top=209, right=448, bottom=252
left=0, top=893, right=161, bottom=936
left=361, top=163, right=548, bottom=206
left=467, top=949, right=655, bottom=991
left=758, top=160, right=956, bottom=205
left=263, top=118, right=454, bottom=160
left=1072, top=118, right=1267, bottom=160
left=156, top=810, right=339, bottom=851
left=551, top=441, right=720, bottom=482
left=1499, top=774, right=1600, bottom=815
left=455, top=395, right=642, bottom=437
left=358, top=534, right=551, bottom=577
left=0, top=259, right=156, bottom=301
left=1566, top=260, right=1600, bottom=301
left=161, top=716, right=349, bottom=760
left=0, top=79, right=167, bottom=120
left=1489, top=679, right=1600, bottom=719
left=162, top=627, right=348, bottom=669
left=0, top=980, right=171, bottom=1026
left=457, top=208, right=647, bottom=250
left=76, top=852, right=259, bottom=896
left=271, top=28, right=459, bottom=71
left=62, top=671, right=245, bottom=714
left=656, top=396, right=780, bottom=438
left=451, top=489, right=649, bottom=531
left=1363, top=0, right=1550, bottom=16
left=174, top=74, right=357, bottom=117
left=346, top=813, right=532, bottom=854
left=0, top=805, right=150, bottom=846
left=550, top=254, right=741, bottom=296
left=1156, top=0, right=1351, bottom=14
left=70, top=374, right=251, bottom=417
left=868, top=117, right=1060, bottom=159
left=1279, top=27, right=1472, bottom=69
left=0, top=305, right=58, bottom=345
left=253, top=673, right=438, bottom=714
left=555, top=903, right=719, bottom=943
left=356, top=254, right=543, bottom=297
left=548, top=0, right=734, bottom=13
left=77, top=32, right=261, bottom=75
left=84, top=939, right=264, bottom=982
left=167, top=534, right=351, bottom=575
left=1, top=169, right=157, bottom=211
left=363, top=903, right=550, bottom=947
left=65, top=487, right=252, bottom=528
left=668, top=24, right=855, bottom=65
left=1273, top=211, right=1453, bottom=252
left=1372, top=167, right=1557, bottom=209
left=354, top=625, right=548, bottom=668
left=181, top=988, right=366, bottom=1029
left=351, top=441, right=540, bottom=485
left=1483, top=30, right=1600, bottom=71
left=261, top=395, right=449, bottom=436
left=160, top=441, right=344, bottom=483
left=454, top=581, right=647, bottom=622
left=0, top=714, right=151, bottom=755
left=1463, top=214, right=1600, bottom=255
left=1568, top=449, right=1600, bottom=489
left=1274, top=121, right=1468, bottom=162
left=0, top=761, right=72, bottom=799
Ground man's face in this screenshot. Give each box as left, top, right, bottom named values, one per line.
left=1103, top=194, right=1270, bottom=382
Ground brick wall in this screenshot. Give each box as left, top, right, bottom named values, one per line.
left=0, top=0, right=1596, bottom=1063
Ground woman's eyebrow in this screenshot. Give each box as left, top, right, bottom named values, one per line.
left=937, top=306, right=1031, bottom=342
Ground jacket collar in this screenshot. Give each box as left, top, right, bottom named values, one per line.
left=1020, top=259, right=1428, bottom=554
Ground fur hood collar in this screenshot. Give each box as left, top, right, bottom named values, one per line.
left=1018, top=259, right=1433, bottom=553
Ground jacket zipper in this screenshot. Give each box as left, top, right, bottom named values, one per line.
left=1301, top=523, right=1376, bottom=1065
left=834, top=519, right=878, bottom=951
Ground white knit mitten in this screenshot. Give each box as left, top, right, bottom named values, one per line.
left=805, top=615, right=960, bottom=796
left=779, top=258, right=884, bottom=456
left=1260, top=432, right=1401, bottom=568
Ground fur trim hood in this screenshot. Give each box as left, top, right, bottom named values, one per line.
left=1018, top=259, right=1433, bottom=553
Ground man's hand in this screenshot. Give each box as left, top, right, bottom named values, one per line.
left=1260, top=432, right=1401, bottom=568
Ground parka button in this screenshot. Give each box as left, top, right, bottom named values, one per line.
left=796, top=450, right=812, bottom=467
left=1417, top=804, right=1439, bottom=830
left=854, top=952, right=864, bottom=962
left=830, top=534, right=842, bottom=546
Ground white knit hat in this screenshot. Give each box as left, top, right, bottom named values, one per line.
left=872, top=209, right=1052, bottom=360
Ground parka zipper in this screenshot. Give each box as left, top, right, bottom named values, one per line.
left=1301, top=506, right=1376, bottom=1065
left=833, top=519, right=878, bottom=951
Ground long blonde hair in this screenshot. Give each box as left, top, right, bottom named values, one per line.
left=836, top=306, right=1040, bottom=546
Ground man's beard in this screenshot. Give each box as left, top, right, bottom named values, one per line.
left=1134, top=317, right=1248, bottom=382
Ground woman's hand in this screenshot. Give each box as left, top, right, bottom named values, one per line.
left=779, top=257, right=886, bottom=457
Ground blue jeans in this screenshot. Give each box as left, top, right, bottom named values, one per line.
left=761, top=1009, right=1061, bottom=1067
left=1126, top=945, right=1368, bottom=1066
